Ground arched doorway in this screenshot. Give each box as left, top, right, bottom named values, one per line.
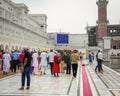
left=5, top=45, right=9, bottom=52
left=0, top=44, right=4, bottom=51
left=19, top=46, right=22, bottom=51
left=15, top=46, right=18, bottom=50
left=12, top=46, right=14, bottom=51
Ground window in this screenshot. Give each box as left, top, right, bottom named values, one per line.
left=110, top=30, right=113, bottom=33
left=113, top=30, right=115, bottom=32
left=41, top=25, right=44, bottom=28
left=113, top=45, right=116, bottom=49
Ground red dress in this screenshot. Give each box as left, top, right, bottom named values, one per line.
left=52, top=55, right=60, bottom=73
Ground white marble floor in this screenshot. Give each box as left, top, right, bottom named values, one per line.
left=0, top=67, right=79, bottom=96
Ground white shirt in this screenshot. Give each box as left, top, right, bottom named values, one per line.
left=40, top=52, right=48, bottom=66
left=98, top=52, right=103, bottom=60
left=48, top=52, right=55, bottom=63
left=32, top=53, right=38, bottom=67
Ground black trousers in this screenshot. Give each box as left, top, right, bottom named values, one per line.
left=12, top=60, right=18, bottom=72
left=49, top=62, right=53, bottom=74
left=66, top=63, right=71, bottom=74
left=95, top=59, right=103, bottom=72
left=72, top=64, right=78, bottom=77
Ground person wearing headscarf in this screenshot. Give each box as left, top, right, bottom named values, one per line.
left=52, top=51, right=60, bottom=77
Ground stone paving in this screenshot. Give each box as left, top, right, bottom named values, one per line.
left=0, top=60, right=120, bottom=96
left=87, top=60, right=120, bottom=96
left=0, top=62, right=81, bottom=96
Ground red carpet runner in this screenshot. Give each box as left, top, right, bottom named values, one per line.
left=82, top=65, right=92, bottom=96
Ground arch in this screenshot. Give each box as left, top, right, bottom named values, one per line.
left=0, top=44, right=4, bottom=51
left=15, top=46, right=18, bottom=50
left=38, top=48, right=40, bottom=51
left=19, top=46, right=22, bottom=51
left=5, top=45, right=9, bottom=52
left=32, top=48, right=34, bottom=51
left=11, top=46, right=14, bottom=51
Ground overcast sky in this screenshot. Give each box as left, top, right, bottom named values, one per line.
left=12, top=0, right=120, bottom=34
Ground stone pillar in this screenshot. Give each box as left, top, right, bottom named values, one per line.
left=103, top=37, right=111, bottom=62
left=98, top=39, right=104, bottom=49
left=96, top=0, right=109, bottom=46
left=103, top=37, right=111, bottom=49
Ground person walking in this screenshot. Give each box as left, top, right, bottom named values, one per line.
left=19, top=51, right=24, bottom=69
left=52, top=51, right=60, bottom=77
left=40, top=48, right=48, bottom=75
left=71, top=49, right=79, bottom=78
left=95, top=49, right=100, bottom=72
left=88, top=51, right=93, bottom=65
left=32, top=50, right=38, bottom=75
left=12, top=49, right=19, bottom=72
left=60, top=50, right=66, bottom=73
left=65, top=50, right=71, bottom=74
left=2, top=51, right=11, bottom=75
left=19, top=46, right=31, bottom=90
left=97, top=49, right=103, bottom=73
left=48, top=49, right=55, bottom=75
left=95, top=49, right=103, bottom=73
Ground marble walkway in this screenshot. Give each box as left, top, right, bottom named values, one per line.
left=86, top=60, right=120, bottom=96
left=0, top=62, right=81, bottom=96
left=0, top=60, right=120, bottom=96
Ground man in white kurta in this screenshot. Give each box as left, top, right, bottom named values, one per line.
left=3, top=52, right=11, bottom=74
left=40, top=50, right=48, bottom=75
left=32, top=51, right=38, bottom=75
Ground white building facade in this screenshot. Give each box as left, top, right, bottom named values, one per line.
left=0, top=0, right=53, bottom=52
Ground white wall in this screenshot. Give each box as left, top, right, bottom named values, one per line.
left=69, top=34, right=88, bottom=49
left=0, top=0, right=53, bottom=51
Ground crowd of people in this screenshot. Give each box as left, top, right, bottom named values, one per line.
left=0, top=47, right=80, bottom=90
left=0, top=47, right=104, bottom=90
